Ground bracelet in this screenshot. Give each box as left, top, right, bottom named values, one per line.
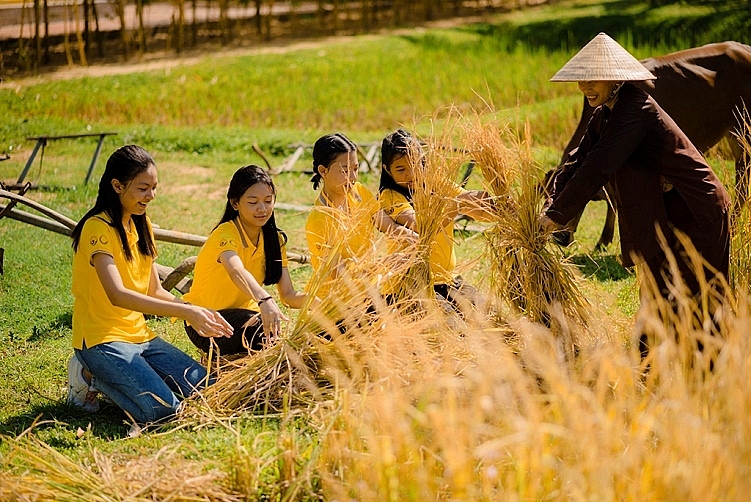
left=257, top=296, right=273, bottom=306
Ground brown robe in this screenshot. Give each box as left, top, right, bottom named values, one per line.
left=546, top=83, right=730, bottom=281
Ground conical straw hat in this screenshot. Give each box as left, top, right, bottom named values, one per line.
left=550, top=32, right=656, bottom=82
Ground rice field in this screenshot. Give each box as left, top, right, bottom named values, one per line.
left=2, top=0, right=751, bottom=500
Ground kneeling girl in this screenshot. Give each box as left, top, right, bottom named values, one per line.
left=70, top=145, right=233, bottom=425
left=183, top=165, right=312, bottom=356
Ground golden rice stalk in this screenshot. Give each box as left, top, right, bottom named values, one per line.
left=182, top=197, right=411, bottom=422
left=463, top=117, right=589, bottom=353
left=637, top=228, right=734, bottom=377
left=730, top=103, right=751, bottom=293
left=1, top=434, right=241, bottom=501
left=392, top=107, right=471, bottom=306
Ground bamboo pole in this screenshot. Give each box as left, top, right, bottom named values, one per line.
left=0, top=202, right=310, bottom=264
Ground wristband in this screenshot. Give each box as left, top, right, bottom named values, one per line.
left=257, top=296, right=273, bottom=306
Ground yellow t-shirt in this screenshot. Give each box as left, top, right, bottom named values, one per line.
left=71, top=213, right=156, bottom=349
left=183, top=219, right=289, bottom=311
left=305, top=182, right=379, bottom=297
left=379, top=184, right=464, bottom=285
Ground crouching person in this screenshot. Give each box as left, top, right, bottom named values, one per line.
left=67, top=145, right=233, bottom=430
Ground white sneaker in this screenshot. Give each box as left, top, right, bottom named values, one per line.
left=127, top=422, right=142, bottom=438
left=66, top=355, right=100, bottom=413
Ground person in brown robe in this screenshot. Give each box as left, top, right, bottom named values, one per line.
left=539, top=33, right=731, bottom=360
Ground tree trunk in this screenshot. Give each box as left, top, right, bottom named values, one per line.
left=289, top=0, right=298, bottom=34
left=113, top=0, right=130, bottom=58
left=33, top=0, right=41, bottom=70
left=265, top=0, right=274, bottom=40
left=83, top=0, right=90, bottom=55
left=191, top=0, right=197, bottom=46
left=136, top=0, right=146, bottom=56
left=63, top=0, right=74, bottom=66
left=18, top=1, right=27, bottom=71
left=254, top=0, right=262, bottom=36
left=74, top=0, right=87, bottom=65
left=219, top=0, right=229, bottom=44
left=176, top=0, right=185, bottom=53
left=90, top=0, right=104, bottom=57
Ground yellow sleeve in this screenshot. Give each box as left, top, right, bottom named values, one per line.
left=379, top=188, right=414, bottom=219
left=305, top=207, right=335, bottom=272
left=279, top=231, right=289, bottom=269
left=81, top=217, right=118, bottom=262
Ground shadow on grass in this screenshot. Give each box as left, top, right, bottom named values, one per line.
left=0, top=401, right=131, bottom=440
left=570, top=253, right=634, bottom=282
left=25, top=313, right=72, bottom=343
left=400, top=0, right=750, bottom=53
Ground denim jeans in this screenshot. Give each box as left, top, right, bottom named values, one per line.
left=75, top=337, right=208, bottom=424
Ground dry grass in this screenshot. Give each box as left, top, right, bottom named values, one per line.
left=390, top=107, right=470, bottom=307
left=5, top=112, right=751, bottom=502
left=462, top=113, right=590, bottom=358
left=1, top=432, right=241, bottom=501
left=731, top=104, right=751, bottom=293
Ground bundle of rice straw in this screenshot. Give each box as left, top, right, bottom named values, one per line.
left=181, top=193, right=413, bottom=422
left=462, top=115, right=589, bottom=356
left=391, top=107, right=473, bottom=312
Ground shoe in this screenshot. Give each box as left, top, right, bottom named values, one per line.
left=66, top=355, right=100, bottom=413
left=127, top=422, right=142, bottom=438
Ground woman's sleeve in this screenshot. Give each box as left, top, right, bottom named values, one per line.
left=80, top=217, right=116, bottom=264
left=305, top=209, right=332, bottom=271
left=547, top=101, right=647, bottom=224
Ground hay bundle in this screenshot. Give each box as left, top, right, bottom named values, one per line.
left=391, top=108, right=476, bottom=310
left=182, top=193, right=414, bottom=421
left=462, top=117, right=589, bottom=354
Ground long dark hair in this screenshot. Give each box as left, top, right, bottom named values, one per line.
left=217, top=165, right=285, bottom=285
left=310, top=132, right=357, bottom=190
left=71, top=144, right=157, bottom=261
left=379, top=129, right=418, bottom=202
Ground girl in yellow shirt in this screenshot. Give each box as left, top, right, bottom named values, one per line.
left=68, top=145, right=232, bottom=428
left=305, top=132, right=416, bottom=300
left=183, top=165, right=313, bottom=357
left=378, top=129, right=493, bottom=313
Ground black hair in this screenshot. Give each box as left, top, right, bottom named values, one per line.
left=217, top=164, right=285, bottom=285
left=310, top=132, right=357, bottom=190
left=378, top=129, right=419, bottom=201
left=71, top=144, right=158, bottom=261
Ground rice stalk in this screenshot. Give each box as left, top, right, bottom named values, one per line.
left=181, top=195, right=415, bottom=422
left=390, top=109, right=470, bottom=310
left=462, top=116, right=589, bottom=355
left=637, top=228, right=734, bottom=378
left=730, top=103, right=751, bottom=293
left=1, top=435, right=241, bottom=501
left=314, top=276, right=751, bottom=501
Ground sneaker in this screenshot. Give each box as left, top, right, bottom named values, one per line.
left=66, top=355, right=100, bottom=413
left=127, top=422, right=142, bottom=438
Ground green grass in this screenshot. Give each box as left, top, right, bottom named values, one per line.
left=0, top=0, right=748, bottom=497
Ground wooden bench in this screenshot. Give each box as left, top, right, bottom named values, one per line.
left=14, top=132, right=117, bottom=187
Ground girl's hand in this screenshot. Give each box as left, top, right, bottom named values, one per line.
left=187, top=306, right=234, bottom=339
left=258, top=297, right=290, bottom=341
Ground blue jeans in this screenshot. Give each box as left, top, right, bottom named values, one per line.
left=75, top=337, right=208, bottom=424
